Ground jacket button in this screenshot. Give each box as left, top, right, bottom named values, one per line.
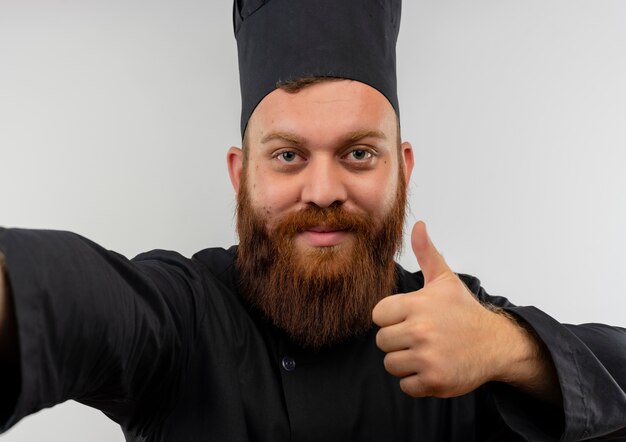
left=281, top=356, right=296, bottom=372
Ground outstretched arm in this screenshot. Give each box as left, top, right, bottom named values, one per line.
left=0, top=253, right=17, bottom=365
left=0, top=228, right=207, bottom=434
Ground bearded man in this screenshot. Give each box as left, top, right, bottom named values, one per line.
left=233, top=77, right=406, bottom=350
left=1, top=0, right=626, bottom=441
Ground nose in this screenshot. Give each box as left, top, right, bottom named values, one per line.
left=300, top=157, right=347, bottom=208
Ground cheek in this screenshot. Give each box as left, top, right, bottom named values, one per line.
left=245, top=167, right=301, bottom=217
left=352, top=183, right=395, bottom=216
left=347, top=168, right=399, bottom=217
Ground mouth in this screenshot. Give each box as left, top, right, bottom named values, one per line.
left=299, top=226, right=350, bottom=247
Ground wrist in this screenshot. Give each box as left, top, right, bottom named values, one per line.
left=490, top=310, right=541, bottom=384
left=486, top=307, right=562, bottom=404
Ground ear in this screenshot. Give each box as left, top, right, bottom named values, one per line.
left=400, top=141, right=414, bottom=185
left=227, top=146, right=244, bottom=193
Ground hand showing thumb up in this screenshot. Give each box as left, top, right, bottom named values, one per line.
left=372, top=221, right=512, bottom=398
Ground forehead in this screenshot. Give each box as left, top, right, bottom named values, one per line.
left=245, top=80, right=398, bottom=146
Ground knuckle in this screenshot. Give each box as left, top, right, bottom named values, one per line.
left=420, top=351, right=441, bottom=376
left=399, top=378, right=412, bottom=395
left=383, top=353, right=396, bottom=373
left=399, top=377, right=421, bottom=397
left=408, top=321, right=425, bottom=342
left=408, top=321, right=433, bottom=345
left=405, top=321, right=419, bottom=339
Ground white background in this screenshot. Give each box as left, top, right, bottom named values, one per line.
left=1, top=0, right=625, bottom=440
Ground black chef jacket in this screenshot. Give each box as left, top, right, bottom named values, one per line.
left=0, top=228, right=625, bottom=441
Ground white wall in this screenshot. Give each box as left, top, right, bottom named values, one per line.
left=1, top=0, right=624, bottom=440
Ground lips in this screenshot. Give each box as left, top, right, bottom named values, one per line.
left=308, top=226, right=342, bottom=233
left=299, top=226, right=350, bottom=247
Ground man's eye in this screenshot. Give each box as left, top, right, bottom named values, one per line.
left=278, top=151, right=299, bottom=162
left=347, top=150, right=372, bottom=161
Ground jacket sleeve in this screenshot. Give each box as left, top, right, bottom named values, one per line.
left=0, top=227, right=207, bottom=435
left=461, top=274, right=626, bottom=442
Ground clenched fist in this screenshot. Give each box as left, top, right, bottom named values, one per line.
left=373, top=222, right=561, bottom=403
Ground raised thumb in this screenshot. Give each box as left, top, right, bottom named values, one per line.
left=411, top=221, right=452, bottom=285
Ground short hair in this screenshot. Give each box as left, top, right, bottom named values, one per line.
left=276, top=76, right=344, bottom=94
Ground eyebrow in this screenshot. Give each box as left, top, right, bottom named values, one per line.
left=261, top=132, right=305, bottom=145
left=260, top=129, right=387, bottom=145
left=347, top=129, right=387, bottom=142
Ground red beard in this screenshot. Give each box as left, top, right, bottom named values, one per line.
left=236, top=170, right=406, bottom=349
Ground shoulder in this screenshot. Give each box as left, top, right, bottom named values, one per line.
left=132, top=246, right=236, bottom=275
left=130, top=246, right=239, bottom=295
left=192, top=245, right=238, bottom=277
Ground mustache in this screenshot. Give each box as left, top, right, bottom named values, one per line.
left=271, top=204, right=372, bottom=237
